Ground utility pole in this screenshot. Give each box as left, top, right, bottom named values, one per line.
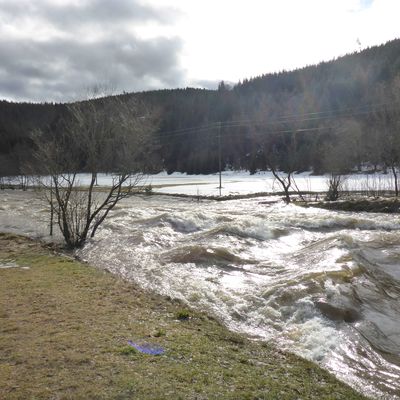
left=49, top=180, right=54, bottom=236
left=218, top=121, right=222, bottom=196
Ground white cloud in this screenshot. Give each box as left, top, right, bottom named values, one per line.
left=149, top=0, right=400, bottom=85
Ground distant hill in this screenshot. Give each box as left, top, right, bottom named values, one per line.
left=1, top=38, right=400, bottom=176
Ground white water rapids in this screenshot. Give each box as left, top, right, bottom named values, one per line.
left=1, top=189, right=400, bottom=399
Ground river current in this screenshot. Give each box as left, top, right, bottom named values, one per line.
left=1, top=190, right=400, bottom=399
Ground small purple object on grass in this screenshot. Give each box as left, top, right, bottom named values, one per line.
left=128, top=340, right=165, bottom=355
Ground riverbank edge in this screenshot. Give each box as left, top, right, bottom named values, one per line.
left=297, top=197, right=400, bottom=213
left=2, top=183, right=399, bottom=211
left=152, top=192, right=400, bottom=214
left=0, top=232, right=369, bottom=399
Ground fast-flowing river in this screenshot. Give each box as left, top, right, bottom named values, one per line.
left=1, top=190, right=400, bottom=399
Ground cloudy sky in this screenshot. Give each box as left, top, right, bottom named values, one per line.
left=0, top=0, right=399, bottom=102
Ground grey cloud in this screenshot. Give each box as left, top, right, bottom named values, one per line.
left=0, top=0, right=178, bottom=28
left=0, top=35, right=184, bottom=102
left=46, top=0, right=179, bottom=30
left=0, top=0, right=185, bottom=102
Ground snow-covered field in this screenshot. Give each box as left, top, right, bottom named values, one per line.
left=146, top=170, right=396, bottom=196
left=3, top=170, right=396, bottom=197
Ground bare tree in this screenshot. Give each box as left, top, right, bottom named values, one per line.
left=325, top=174, right=345, bottom=201
left=269, top=164, right=293, bottom=204
left=32, top=94, right=154, bottom=248
left=262, top=132, right=298, bottom=204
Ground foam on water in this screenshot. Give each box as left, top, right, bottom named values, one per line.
left=1, top=189, right=400, bottom=398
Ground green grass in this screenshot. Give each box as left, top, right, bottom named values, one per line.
left=117, top=346, right=139, bottom=356
left=0, top=233, right=368, bottom=399
left=176, top=309, right=191, bottom=320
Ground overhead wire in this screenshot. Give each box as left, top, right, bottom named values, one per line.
left=150, top=100, right=399, bottom=143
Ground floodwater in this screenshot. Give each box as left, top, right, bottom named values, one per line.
left=1, top=189, right=400, bottom=399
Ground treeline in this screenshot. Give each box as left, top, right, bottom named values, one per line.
left=1, top=39, right=400, bottom=176
left=0, top=101, right=66, bottom=175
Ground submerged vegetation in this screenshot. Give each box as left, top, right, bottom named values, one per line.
left=0, top=233, right=367, bottom=399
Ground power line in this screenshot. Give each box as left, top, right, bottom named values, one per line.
left=150, top=100, right=399, bottom=142
left=146, top=100, right=400, bottom=196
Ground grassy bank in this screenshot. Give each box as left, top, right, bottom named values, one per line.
left=0, top=233, right=367, bottom=399
left=300, top=197, right=400, bottom=213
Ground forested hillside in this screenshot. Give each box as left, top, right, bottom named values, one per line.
left=1, top=39, right=400, bottom=176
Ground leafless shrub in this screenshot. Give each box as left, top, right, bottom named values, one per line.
left=31, top=94, right=155, bottom=248
left=325, top=174, right=345, bottom=201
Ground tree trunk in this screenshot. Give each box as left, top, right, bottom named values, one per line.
left=270, top=167, right=292, bottom=204
left=391, top=165, right=399, bottom=196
